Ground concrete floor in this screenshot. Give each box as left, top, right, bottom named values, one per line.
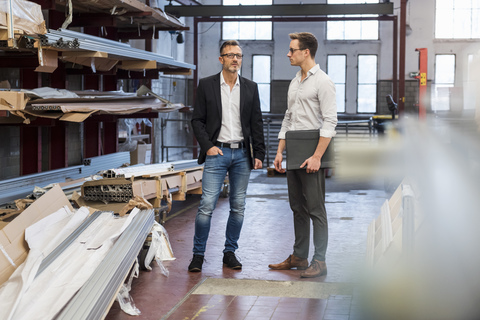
left=105, top=169, right=389, bottom=320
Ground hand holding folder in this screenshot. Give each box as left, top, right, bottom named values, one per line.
left=285, top=130, right=335, bottom=171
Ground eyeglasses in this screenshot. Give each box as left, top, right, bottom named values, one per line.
left=288, top=48, right=305, bottom=54
left=221, top=53, right=243, bottom=59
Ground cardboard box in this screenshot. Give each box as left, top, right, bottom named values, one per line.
left=0, top=91, right=28, bottom=110
left=132, top=179, right=158, bottom=200
left=0, top=185, right=72, bottom=286
left=130, top=143, right=152, bottom=165
left=186, top=168, right=203, bottom=192
left=35, top=48, right=58, bottom=73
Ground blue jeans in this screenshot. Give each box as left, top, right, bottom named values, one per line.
left=193, top=147, right=251, bottom=255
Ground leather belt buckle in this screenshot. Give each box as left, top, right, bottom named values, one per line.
left=230, top=143, right=239, bottom=149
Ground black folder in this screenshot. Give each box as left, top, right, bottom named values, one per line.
left=285, top=130, right=335, bottom=170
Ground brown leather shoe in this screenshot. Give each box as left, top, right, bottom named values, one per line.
left=300, top=259, right=327, bottom=278
left=268, top=254, right=308, bottom=270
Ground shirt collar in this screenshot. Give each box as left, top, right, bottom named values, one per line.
left=220, top=72, right=240, bottom=86
left=296, top=64, right=321, bottom=79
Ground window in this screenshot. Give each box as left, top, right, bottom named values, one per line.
left=327, top=55, right=347, bottom=113
left=327, top=0, right=379, bottom=40
left=432, top=54, right=455, bottom=111
left=435, top=0, right=480, bottom=39
left=252, top=55, right=271, bottom=112
left=222, top=0, right=272, bottom=40
left=357, top=55, right=377, bottom=113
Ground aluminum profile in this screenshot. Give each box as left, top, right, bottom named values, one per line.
left=81, top=152, right=131, bottom=177
left=169, top=159, right=203, bottom=171
left=35, top=211, right=103, bottom=278
left=0, top=166, right=84, bottom=205
left=110, top=163, right=174, bottom=178
left=0, top=152, right=131, bottom=206
left=46, top=29, right=196, bottom=70
left=56, top=209, right=155, bottom=320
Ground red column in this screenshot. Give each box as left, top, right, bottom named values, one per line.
left=415, top=48, right=428, bottom=120
left=84, top=121, right=101, bottom=158
left=103, top=120, right=118, bottom=155
left=20, top=126, right=42, bottom=175
left=49, top=122, right=68, bottom=170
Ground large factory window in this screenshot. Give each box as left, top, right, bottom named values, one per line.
left=357, top=55, right=378, bottom=113
left=222, top=0, right=272, bottom=40
left=252, top=55, right=271, bottom=112
left=436, top=0, right=480, bottom=39
left=327, top=55, right=347, bottom=113
left=326, top=0, right=379, bottom=40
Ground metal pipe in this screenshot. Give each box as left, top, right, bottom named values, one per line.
left=7, top=0, right=15, bottom=47
left=399, top=0, right=408, bottom=114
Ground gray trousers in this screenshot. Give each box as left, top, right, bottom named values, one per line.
left=286, top=168, right=328, bottom=261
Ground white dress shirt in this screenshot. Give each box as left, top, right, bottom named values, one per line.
left=218, top=72, right=244, bottom=143
left=278, top=64, right=338, bottom=139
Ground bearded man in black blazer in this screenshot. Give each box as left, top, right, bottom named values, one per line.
left=188, top=40, right=265, bottom=272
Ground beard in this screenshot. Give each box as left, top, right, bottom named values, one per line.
left=225, top=64, right=240, bottom=73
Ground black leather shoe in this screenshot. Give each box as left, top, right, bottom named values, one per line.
left=223, top=251, right=242, bottom=269
left=188, top=254, right=204, bottom=272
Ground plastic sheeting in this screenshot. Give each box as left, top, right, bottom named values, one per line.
left=116, top=260, right=141, bottom=316
left=0, top=207, right=138, bottom=320
left=143, top=221, right=175, bottom=277
left=0, top=0, right=46, bottom=35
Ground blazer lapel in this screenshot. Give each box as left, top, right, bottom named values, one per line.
left=213, top=73, right=222, bottom=116
left=239, top=76, right=246, bottom=114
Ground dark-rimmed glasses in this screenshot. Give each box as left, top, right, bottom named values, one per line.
left=288, top=48, right=305, bottom=54
left=221, top=53, right=243, bottom=59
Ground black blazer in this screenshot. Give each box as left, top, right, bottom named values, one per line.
left=191, top=72, right=265, bottom=166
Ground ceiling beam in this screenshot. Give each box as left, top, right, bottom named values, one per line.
left=165, top=3, right=394, bottom=17
left=173, top=0, right=202, bottom=5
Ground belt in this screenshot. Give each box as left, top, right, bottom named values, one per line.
left=215, top=141, right=245, bottom=149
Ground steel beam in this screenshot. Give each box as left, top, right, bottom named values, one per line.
left=166, top=3, right=394, bottom=17
left=173, top=0, right=201, bottom=6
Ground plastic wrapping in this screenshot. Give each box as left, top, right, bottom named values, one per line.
left=0, top=0, right=47, bottom=35
left=143, top=222, right=175, bottom=277
left=116, top=260, right=141, bottom=316
left=118, top=119, right=138, bottom=152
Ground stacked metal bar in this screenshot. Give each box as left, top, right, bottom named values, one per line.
left=44, top=29, right=195, bottom=70
left=83, top=182, right=134, bottom=202
left=0, top=152, right=130, bottom=206
left=107, top=163, right=174, bottom=178
left=170, top=159, right=202, bottom=171
left=56, top=209, right=155, bottom=320
left=35, top=211, right=103, bottom=278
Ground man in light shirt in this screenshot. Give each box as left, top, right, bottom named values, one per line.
left=189, top=40, right=265, bottom=272
left=269, top=32, right=338, bottom=278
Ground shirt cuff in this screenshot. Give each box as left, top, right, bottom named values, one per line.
left=278, top=131, right=286, bottom=140
left=320, top=129, right=336, bottom=138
